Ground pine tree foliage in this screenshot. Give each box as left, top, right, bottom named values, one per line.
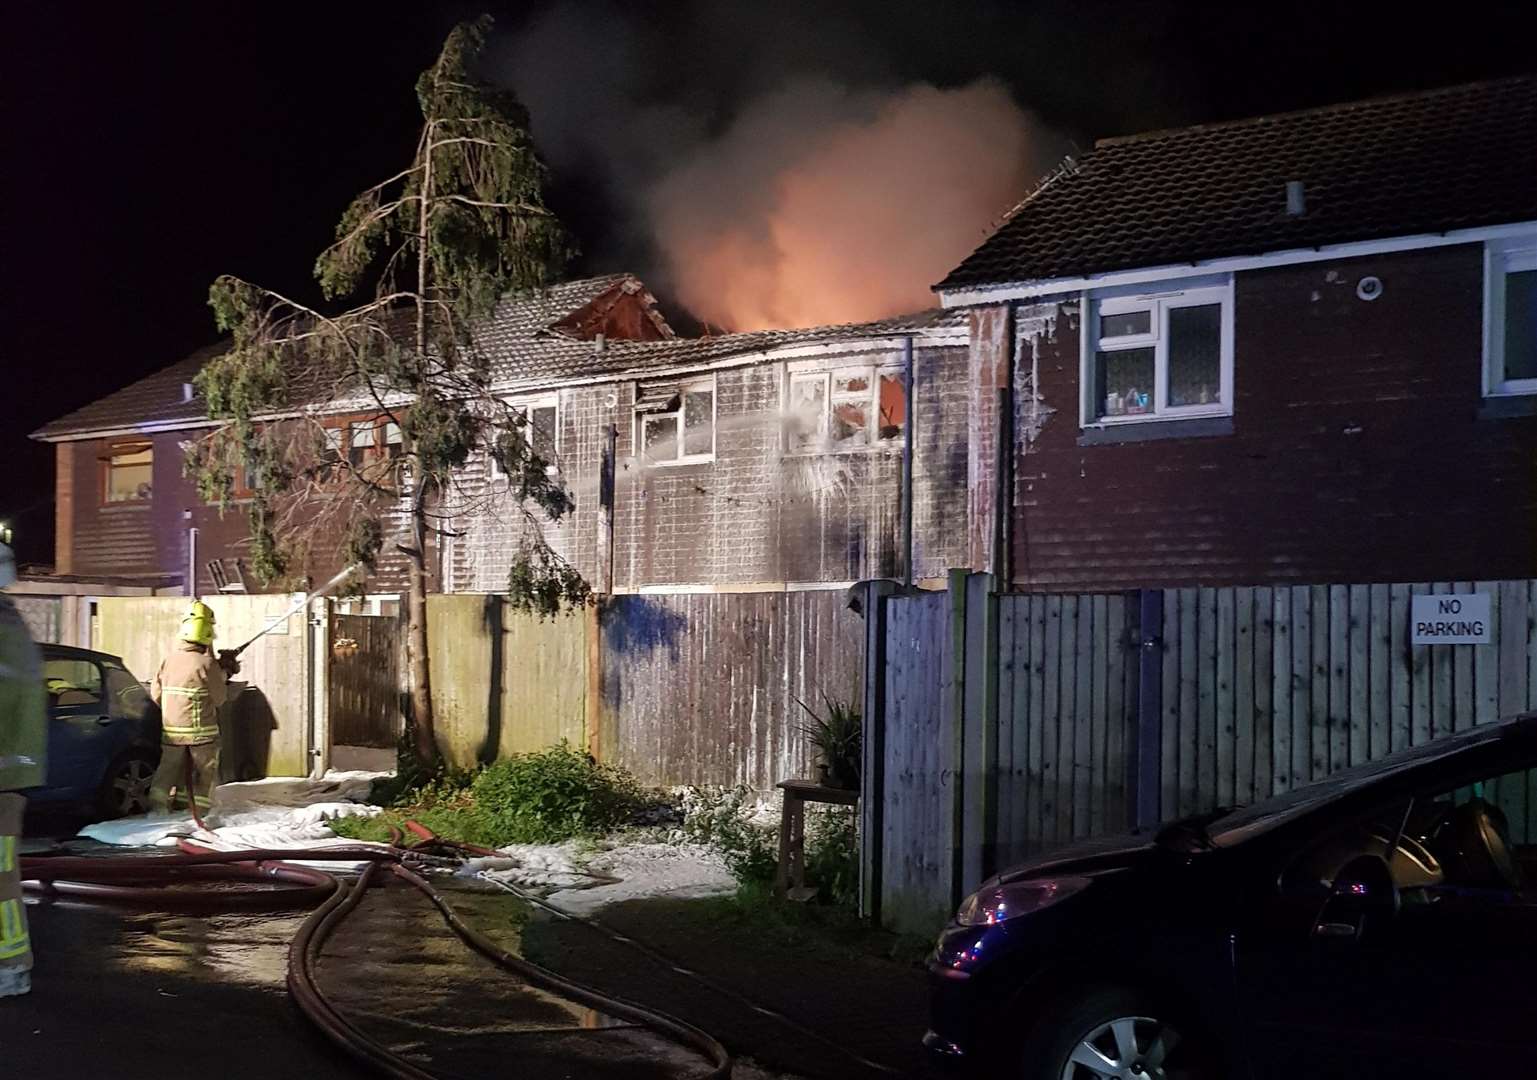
left=188, top=16, right=592, bottom=767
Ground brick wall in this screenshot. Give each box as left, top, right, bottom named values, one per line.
left=1009, top=243, right=1537, bottom=590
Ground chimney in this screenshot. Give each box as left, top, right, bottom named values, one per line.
left=1285, top=180, right=1306, bottom=217
left=594, top=332, right=606, bottom=354
left=182, top=382, right=195, bottom=403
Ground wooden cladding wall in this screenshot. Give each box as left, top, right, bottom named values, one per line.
left=600, top=590, right=864, bottom=791
left=329, top=613, right=402, bottom=749
left=1157, top=581, right=1537, bottom=821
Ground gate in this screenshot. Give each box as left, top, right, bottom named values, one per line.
left=329, top=612, right=402, bottom=749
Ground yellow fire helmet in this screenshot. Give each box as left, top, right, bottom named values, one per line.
left=179, top=600, right=216, bottom=647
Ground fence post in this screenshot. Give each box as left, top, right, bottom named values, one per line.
left=308, top=597, right=331, bottom=779
left=947, top=568, right=969, bottom=909
left=962, top=573, right=1001, bottom=891
left=1132, top=589, right=1164, bottom=830
left=859, top=579, right=895, bottom=923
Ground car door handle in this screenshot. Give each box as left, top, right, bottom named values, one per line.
left=1315, top=921, right=1358, bottom=939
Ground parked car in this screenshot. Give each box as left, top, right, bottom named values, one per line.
left=22, top=644, right=161, bottom=820
left=925, top=712, right=1537, bottom=1079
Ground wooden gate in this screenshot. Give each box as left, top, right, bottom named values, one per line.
left=329, top=612, right=401, bottom=748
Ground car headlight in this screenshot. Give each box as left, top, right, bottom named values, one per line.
left=955, top=876, right=1091, bottom=926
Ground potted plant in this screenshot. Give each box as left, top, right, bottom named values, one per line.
left=795, top=692, right=861, bottom=790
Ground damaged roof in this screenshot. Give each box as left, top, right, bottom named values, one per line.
left=940, top=74, right=1537, bottom=292
left=32, top=272, right=961, bottom=439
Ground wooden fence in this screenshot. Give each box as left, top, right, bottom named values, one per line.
left=329, top=612, right=402, bottom=749
left=600, top=591, right=864, bottom=791
left=864, top=576, right=1537, bottom=934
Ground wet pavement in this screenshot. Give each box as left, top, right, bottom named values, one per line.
left=1, top=861, right=729, bottom=1080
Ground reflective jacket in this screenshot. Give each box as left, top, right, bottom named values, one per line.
left=0, top=596, right=46, bottom=791
left=151, top=643, right=228, bottom=746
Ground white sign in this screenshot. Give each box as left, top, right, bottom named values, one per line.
left=1411, top=593, right=1491, bottom=646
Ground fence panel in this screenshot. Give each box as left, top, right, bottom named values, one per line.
left=879, top=590, right=954, bottom=934
left=601, top=591, right=863, bottom=791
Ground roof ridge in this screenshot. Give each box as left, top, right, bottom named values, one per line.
left=1092, top=72, right=1537, bottom=150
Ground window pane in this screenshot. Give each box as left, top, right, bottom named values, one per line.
left=1100, top=309, right=1151, bottom=339
left=106, top=665, right=150, bottom=720
left=349, top=423, right=375, bottom=467
left=643, top=415, right=678, bottom=461
left=789, top=375, right=826, bottom=451
left=1504, top=269, right=1537, bottom=383
left=682, top=391, right=713, bottom=456
left=831, top=400, right=867, bottom=446
left=531, top=405, right=558, bottom=460
left=834, top=370, right=870, bottom=395
left=1167, top=303, right=1222, bottom=406
left=384, top=421, right=404, bottom=459
left=107, top=446, right=153, bottom=502
left=1095, top=347, right=1155, bottom=418
left=877, top=372, right=906, bottom=441
left=45, top=659, right=103, bottom=706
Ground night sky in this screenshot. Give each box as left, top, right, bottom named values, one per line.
left=2, top=1, right=1532, bottom=566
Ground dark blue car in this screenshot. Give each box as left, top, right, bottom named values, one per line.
left=23, top=644, right=161, bottom=819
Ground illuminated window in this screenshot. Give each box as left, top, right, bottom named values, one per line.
left=491, top=398, right=559, bottom=479
left=104, top=441, right=153, bottom=503
left=635, top=379, right=714, bottom=465
left=1084, top=279, right=1233, bottom=426
left=786, top=363, right=906, bottom=453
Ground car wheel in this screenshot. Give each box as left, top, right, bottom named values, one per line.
left=1021, top=987, right=1216, bottom=1080
left=96, top=751, right=156, bottom=820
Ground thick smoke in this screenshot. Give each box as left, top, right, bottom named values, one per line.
left=492, top=3, right=1067, bottom=331
left=652, top=78, right=1049, bottom=330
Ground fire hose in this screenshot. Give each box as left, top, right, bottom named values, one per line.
left=17, top=833, right=733, bottom=1080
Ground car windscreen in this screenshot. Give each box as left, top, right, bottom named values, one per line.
left=1207, top=721, right=1513, bottom=847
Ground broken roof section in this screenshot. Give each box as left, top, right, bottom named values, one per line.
left=939, top=74, right=1537, bottom=293
left=31, top=274, right=674, bottom=441
left=32, top=272, right=962, bottom=441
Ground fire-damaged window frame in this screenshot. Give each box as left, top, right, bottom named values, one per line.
left=321, top=414, right=406, bottom=484
left=101, top=437, right=153, bottom=504
left=783, top=358, right=907, bottom=454
left=1483, top=233, right=1537, bottom=398
left=635, top=376, right=716, bottom=466
left=489, top=395, right=560, bottom=480
left=1080, top=276, right=1235, bottom=429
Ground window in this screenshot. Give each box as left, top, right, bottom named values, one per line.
left=347, top=422, right=376, bottom=468
left=786, top=364, right=906, bottom=453
left=490, top=399, right=559, bottom=479
left=1084, top=281, right=1233, bottom=425
left=1485, top=238, right=1537, bottom=396
left=44, top=658, right=104, bottom=709
left=103, top=440, right=153, bottom=503
left=635, top=379, right=714, bottom=465
left=106, top=663, right=150, bottom=720
left=384, top=421, right=404, bottom=461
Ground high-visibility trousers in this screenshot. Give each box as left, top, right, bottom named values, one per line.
left=149, top=741, right=220, bottom=815
left=0, top=792, right=31, bottom=993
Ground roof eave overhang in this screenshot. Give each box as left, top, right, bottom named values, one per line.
left=935, top=218, right=1537, bottom=308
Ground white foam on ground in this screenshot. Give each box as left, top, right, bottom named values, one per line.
left=76, top=770, right=390, bottom=869
left=461, top=839, right=736, bottom=914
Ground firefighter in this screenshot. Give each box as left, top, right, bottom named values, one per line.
left=1, top=540, right=46, bottom=998
left=148, top=601, right=237, bottom=816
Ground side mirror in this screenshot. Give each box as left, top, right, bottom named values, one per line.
left=1314, top=854, right=1399, bottom=943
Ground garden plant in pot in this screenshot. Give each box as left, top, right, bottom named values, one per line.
left=796, top=693, right=861, bottom=790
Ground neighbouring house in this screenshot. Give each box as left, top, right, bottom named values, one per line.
left=29, top=274, right=675, bottom=597
left=30, top=272, right=976, bottom=598
left=939, top=74, right=1537, bottom=591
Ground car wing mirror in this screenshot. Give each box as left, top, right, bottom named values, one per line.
left=1314, top=854, right=1399, bottom=944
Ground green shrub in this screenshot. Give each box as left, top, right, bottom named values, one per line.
left=470, top=742, right=640, bottom=844
left=681, top=785, right=859, bottom=907
left=804, top=806, right=859, bottom=908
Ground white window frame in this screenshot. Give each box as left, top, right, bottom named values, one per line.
left=490, top=395, right=560, bottom=479
left=1483, top=235, right=1537, bottom=397
left=1081, top=277, right=1235, bottom=428
left=784, top=359, right=907, bottom=454
left=635, top=377, right=716, bottom=467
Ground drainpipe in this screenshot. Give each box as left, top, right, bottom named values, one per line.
left=187, top=524, right=199, bottom=597
left=901, top=336, right=915, bottom=587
